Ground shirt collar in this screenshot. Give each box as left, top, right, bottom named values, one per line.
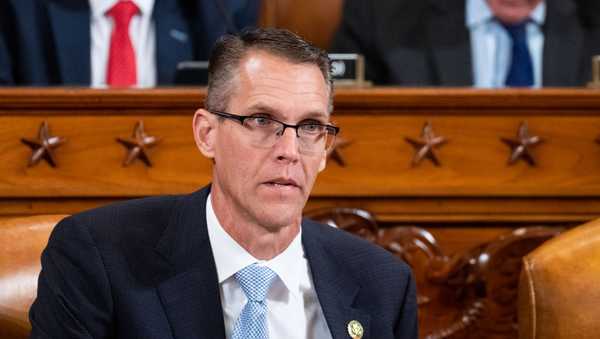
left=263, top=224, right=305, bottom=299
left=89, top=0, right=154, bottom=19
left=205, top=193, right=305, bottom=298
left=466, top=0, right=546, bottom=28
left=529, top=1, right=546, bottom=26
left=466, top=0, right=495, bottom=29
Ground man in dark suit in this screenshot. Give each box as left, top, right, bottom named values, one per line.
left=331, top=0, right=600, bottom=87
left=29, top=28, right=418, bottom=338
left=0, top=0, right=260, bottom=86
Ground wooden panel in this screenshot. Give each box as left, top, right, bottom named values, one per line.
left=8, top=113, right=600, bottom=197
left=0, top=115, right=210, bottom=197
left=3, top=196, right=600, bottom=223
left=307, top=197, right=600, bottom=223
left=317, top=115, right=600, bottom=196
left=2, top=88, right=600, bottom=224
left=0, top=90, right=600, bottom=202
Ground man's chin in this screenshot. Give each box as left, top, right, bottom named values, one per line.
left=255, top=206, right=303, bottom=231
left=251, top=187, right=307, bottom=228
left=259, top=182, right=304, bottom=200
left=495, top=9, right=532, bottom=24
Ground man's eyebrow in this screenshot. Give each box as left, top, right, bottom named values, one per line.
left=299, top=111, right=329, bottom=122
left=246, top=104, right=329, bottom=121
left=246, top=104, right=277, bottom=114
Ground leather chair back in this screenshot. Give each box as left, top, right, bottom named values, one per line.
left=518, top=218, right=600, bottom=339
left=259, top=0, right=343, bottom=49
left=0, top=215, right=65, bottom=339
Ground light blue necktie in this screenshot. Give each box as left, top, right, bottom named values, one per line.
left=231, top=264, right=277, bottom=339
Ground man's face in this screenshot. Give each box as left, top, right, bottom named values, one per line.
left=486, top=0, right=543, bottom=24
left=196, top=50, right=330, bottom=231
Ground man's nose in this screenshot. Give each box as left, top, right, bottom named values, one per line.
left=273, top=127, right=301, bottom=161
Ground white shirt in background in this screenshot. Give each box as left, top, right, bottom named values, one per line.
left=89, top=0, right=156, bottom=87
left=466, top=0, right=546, bottom=88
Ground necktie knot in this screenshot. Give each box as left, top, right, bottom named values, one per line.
left=502, top=20, right=529, bottom=42
left=106, top=1, right=139, bottom=27
left=235, top=264, right=277, bottom=302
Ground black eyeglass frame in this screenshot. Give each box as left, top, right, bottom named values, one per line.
left=208, top=110, right=340, bottom=138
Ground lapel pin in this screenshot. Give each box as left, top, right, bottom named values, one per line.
left=347, top=320, right=364, bottom=339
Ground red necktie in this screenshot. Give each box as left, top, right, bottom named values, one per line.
left=106, top=0, right=139, bottom=87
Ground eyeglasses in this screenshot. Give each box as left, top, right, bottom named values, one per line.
left=208, top=110, right=340, bottom=154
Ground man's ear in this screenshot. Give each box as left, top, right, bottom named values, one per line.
left=193, top=108, right=217, bottom=159
left=318, top=149, right=327, bottom=172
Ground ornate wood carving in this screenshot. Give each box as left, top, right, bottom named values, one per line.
left=116, top=121, right=160, bottom=167
left=307, top=208, right=562, bottom=339
left=404, top=122, right=447, bottom=167
left=20, top=121, right=66, bottom=168
left=500, top=121, right=543, bottom=166
left=305, top=207, right=378, bottom=242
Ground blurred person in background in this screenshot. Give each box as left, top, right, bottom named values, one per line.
left=0, top=0, right=260, bottom=87
left=331, top=0, right=600, bottom=87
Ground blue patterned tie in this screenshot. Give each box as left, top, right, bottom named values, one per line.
left=231, top=264, right=277, bottom=339
left=503, top=20, right=534, bottom=87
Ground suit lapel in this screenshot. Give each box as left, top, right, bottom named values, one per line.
left=302, top=221, right=371, bottom=339
left=157, top=268, right=225, bottom=339
left=46, top=0, right=91, bottom=84
left=153, top=0, right=194, bottom=84
left=429, top=0, right=472, bottom=86
left=542, top=0, right=583, bottom=86
left=156, top=187, right=227, bottom=339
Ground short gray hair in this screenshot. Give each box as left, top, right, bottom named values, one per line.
left=205, top=27, right=333, bottom=113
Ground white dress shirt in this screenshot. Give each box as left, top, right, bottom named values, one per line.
left=89, top=0, right=156, bottom=87
left=206, top=194, right=332, bottom=339
left=466, top=0, right=546, bottom=88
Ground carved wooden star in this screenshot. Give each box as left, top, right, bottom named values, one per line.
left=116, top=121, right=160, bottom=167
left=404, top=122, right=447, bottom=167
left=21, top=121, right=66, bottom=168
left=327, top=137, right=352, bottom=167
left=500, top=121, right=543, bottom=166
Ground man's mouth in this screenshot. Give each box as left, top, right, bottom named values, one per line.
left=264, top=178, right=300, bottom=189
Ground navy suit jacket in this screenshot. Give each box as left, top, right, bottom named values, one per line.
left=331, top=0, right=600, bottom=86
left=0, top=0, right=259, bottom=85
left=29, top=185, right=418, bottom=339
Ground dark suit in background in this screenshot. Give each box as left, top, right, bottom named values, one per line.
left=29, top=186, right=418, bottom=339
left=331, top=0, right=600, bottom=86
left=0, top=0, right=260, bottom=86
